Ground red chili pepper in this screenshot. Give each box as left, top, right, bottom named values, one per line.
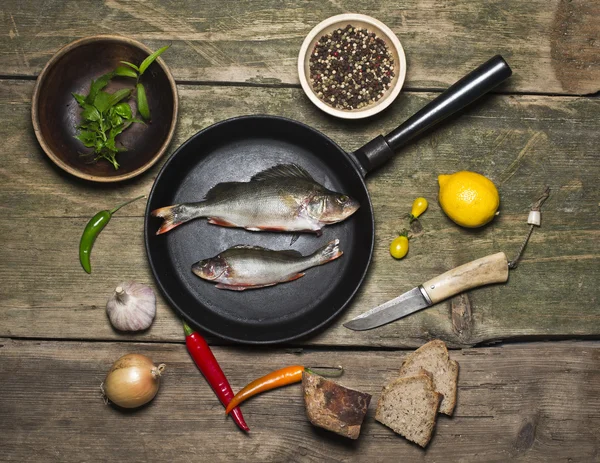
left=183, top=321, right=249, bottom=432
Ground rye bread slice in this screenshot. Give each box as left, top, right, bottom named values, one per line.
left=375, top=373, right=442, bottom=448
left=302, top=371, right=371, bottom=440
left=399, top=339, right=459, bottom=415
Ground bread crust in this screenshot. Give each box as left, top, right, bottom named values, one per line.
left=375, top=373, right=442, bottom=447
left=303, top=371, right=371, bottom=439
left=399, top=339, right=459, bottom=415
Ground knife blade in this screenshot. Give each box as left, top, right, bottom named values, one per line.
left=343, top=286, right=432, bottom=331
left=344, top=252, right=510, bottom=331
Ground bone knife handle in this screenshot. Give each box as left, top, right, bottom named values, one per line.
left=422, top=252, right=509, bottom=304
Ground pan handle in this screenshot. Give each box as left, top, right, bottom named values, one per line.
left=352, top=55, right=512, bottom=175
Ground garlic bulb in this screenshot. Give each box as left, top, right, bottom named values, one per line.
left=106, top=281, right=156, bottom=331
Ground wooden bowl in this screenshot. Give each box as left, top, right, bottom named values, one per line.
left=32, top=35, right=178, bottom=182
left=298, top=14, right=406, bottom=119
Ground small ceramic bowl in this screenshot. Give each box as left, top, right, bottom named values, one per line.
left=298, top=14, right=406, bottom=119
left=32, top=35, right=178, bottom=182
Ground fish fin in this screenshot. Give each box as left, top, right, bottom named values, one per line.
left=230, top=244, right=303, bottom=257
left=203, top=182, right=243, bottom=201
left=251, top=164, right=315, bottom=182
left=316, top=239, right=343, bottom=264
left=215, top=283, right=248, bottom=291
left=284, top=272, right=305, bottom=282
left=151, top=205, right=189, bottom=235
left=230, top=244, right=271, bottom=251
left=207, top=217, right=238, bottom=227
left=248, top=225, right=293, bottom=232
left=215, top=282, right=278, bottom=291
left=290, top=234, right=300, bottom=246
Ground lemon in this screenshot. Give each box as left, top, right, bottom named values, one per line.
left=438, top=171, right=500, bottom=228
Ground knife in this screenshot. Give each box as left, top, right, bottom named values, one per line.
left=344, top=252, right=509, bottom=331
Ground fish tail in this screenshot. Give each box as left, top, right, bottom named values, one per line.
left=151, top=204, right=198, bottom=235
left=315, top=239, right=343, bottom=265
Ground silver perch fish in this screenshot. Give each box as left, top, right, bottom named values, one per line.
left=151, top=164, right=359, bottom=235
left=192, top=239, right=343, bottom=291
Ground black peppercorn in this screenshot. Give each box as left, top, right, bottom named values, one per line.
left=309, top=25, right=395, bottom=110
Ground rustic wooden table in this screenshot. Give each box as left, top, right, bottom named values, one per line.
left=1, top=1, right=599, bottom=461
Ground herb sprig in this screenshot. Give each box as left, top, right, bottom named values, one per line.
left=72, top=45, right=170, bottom=169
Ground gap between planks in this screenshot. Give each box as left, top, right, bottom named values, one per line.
left=2, top=334, right=599, bottom=351
left=1, top=74, right=597, bottom=98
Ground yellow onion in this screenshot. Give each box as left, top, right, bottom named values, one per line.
left=101, top=354, right=165, bottom=408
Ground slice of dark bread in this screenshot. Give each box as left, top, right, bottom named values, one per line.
left=375, top=373, right=442, bottom=447
left=303, top=371, right=371, bottom=440
left=399, top=339, right=459, bottom=415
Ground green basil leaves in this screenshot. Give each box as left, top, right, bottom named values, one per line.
left=72, top=45, right=170, bottom=169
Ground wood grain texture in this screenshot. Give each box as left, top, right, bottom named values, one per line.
left=0, top=339, right=598, bottom=462
left=0, top=80, right=598, bottom=346
left=1, top=0, right=598, bottom=94
left=1, top=3, right=598, bottom=462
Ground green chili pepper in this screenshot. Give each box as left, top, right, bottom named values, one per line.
left=79, top=195, right=145, bottom=273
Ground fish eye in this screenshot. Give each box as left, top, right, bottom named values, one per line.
left=336, top=195, right=349, bottom=204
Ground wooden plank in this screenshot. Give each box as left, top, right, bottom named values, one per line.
left=1, top=80, right=599, bottom=346
left=1, top=0, right=598, bottom=94
left=0, top=339, right=598, bottom=462
left=1, top=214, right=597, bottom=347
left=3, top=81, right=599, bottom=219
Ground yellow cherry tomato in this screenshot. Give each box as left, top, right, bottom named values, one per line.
left=390, top=233, right=409, bottom=259
left=410, top=197, right=428, bottom=221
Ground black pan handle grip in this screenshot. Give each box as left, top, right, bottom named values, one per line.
left=352, top=55, right=512, bottom=175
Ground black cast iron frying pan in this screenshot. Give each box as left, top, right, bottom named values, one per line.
left=145, top=56, right=512, bottom=344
